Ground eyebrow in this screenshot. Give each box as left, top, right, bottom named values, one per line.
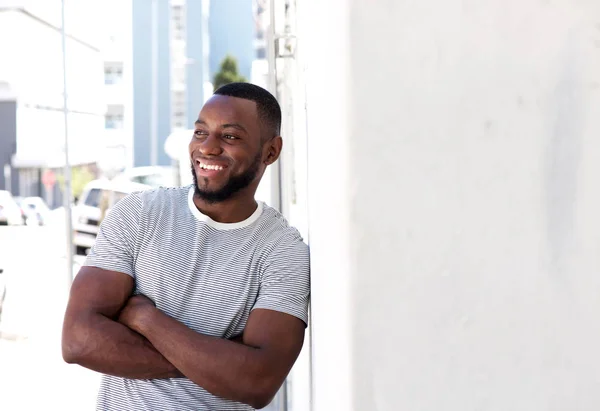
left=221, top=123, right=247, bottom=133
left=194, top=120, right=248, bottom=133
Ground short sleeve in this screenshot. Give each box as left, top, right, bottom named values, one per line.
left=252, top=231, right=311, bottom=326
left=83, top=192, right=143, bottom=277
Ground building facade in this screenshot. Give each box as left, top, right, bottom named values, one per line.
left=131, top=0, right=171, bottom=167
left=209, top=0, right=255, bottom=81
left=99, top=0, right=135, bottom=175
left=184, top=0, right=210, bottom=129
left=131, top=0, right=256, bottom=167
left=0, top=1, right=104, bottom=207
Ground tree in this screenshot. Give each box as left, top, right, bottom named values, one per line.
left=212, top=55, right=247, bottom=90
left=57, top=165, right=96, bottom=202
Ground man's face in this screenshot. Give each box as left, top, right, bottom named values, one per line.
left=189, top=95, right=265, bottom=203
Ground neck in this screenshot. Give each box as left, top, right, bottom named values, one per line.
left=193, top=191, right=258, bottom=223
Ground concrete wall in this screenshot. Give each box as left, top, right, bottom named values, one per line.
left=209, top=0, right=254, bottom=80
left=132, top=0, right=171, bottom=166
left=304, top=1, right=600, bottom=410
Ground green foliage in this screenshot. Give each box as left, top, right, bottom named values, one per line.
left=57, top=166, right=96, bottom=201
left=213, top=55, right=247, bottom=90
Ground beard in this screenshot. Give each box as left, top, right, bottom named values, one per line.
left=191, top=151, right=262, bottom=204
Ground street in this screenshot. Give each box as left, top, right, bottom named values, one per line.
left=0, top=223, right=99, bottom=410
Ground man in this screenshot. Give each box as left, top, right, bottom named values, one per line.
left=62, top=83, right=310, bottom=410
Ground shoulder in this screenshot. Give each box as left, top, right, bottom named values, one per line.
left=136, top=185, right=190, bottom=212
left=107, top=186, right=188, bottom=223
left=137, top=185, right=188, bottom=202
left=107, top=190, right=143, bottom=220
left=255, top=205, right=309, bottom=260
left=256, top=204, right=305, bottom=241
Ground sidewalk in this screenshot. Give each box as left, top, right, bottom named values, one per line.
left=0, top=331, right=101, bottom=410
left=0, top=225, right=100, bottom=410
left=0, top=270, right=101, bottom=410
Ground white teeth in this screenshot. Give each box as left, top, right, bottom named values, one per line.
left=199, top=162, right=223, bottom=170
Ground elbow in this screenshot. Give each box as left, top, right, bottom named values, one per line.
left=247, top=395, right=272, bottom=410
left=61, top=336, right=80, bottom=364
left=62, top=343, right=80, bottom=364
left=245, top=378, right=279, bottom=410
left=61, top=326, right=85, bottom=364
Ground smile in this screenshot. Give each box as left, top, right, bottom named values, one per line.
left=196, top=160, right=226, bottom=171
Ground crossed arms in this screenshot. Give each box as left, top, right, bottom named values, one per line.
left=61, top=266, right=305, bottom=409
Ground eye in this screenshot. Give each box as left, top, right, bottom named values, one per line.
left=194, top=130, right=208, bottom=137
left=223, top=134, right=238, bottom=140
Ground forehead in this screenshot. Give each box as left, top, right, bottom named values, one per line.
left=197, top=95, right=259, bottom=127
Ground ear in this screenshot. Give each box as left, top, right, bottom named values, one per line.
left=263, top=136, right=283, bottom=166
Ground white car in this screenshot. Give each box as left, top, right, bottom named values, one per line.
left=72, top=179, right=151, bottom=255
left=115, top=166, right=178, bottom=189
left=0, top=190, right=24, bottom=226
left=17, top=196, right=51, bottom=226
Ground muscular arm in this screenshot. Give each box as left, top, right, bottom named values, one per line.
left=122, top=298, right=305, bottom=409
left=61, top=266, right=182, bottom=379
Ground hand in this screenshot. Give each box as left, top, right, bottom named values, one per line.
left=118, top=294, right=156, bottom=333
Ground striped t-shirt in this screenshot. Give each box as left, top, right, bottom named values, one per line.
left=84, top=185, right=310, bottom=411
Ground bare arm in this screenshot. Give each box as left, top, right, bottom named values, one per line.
left=61, top=266, right=182, bottom=379
left=120, top=296, right=305, bottom=409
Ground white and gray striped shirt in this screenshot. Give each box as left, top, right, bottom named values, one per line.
left=84, top=185, right=310, bottom=411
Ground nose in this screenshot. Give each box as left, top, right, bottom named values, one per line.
left=197, top=134, right=223, bottom=157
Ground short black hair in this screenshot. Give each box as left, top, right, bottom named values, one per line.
left=214, top=82, right=282, bottom=139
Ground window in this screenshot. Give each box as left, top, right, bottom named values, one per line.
left=173, top=90, right=185, bottom=103
left=171, top=5, right=185, bottom=40
left=174, top=23, right=184, bottom=40
left=132, top=174, right=169, bottom=188
left=83, top=189, right=127, bottom=208
left=171, top=90, right=186, bottom=128
left=172, top=65, right=186, bottom=86
left=105, top=114, right=124, bottom=129
left=104, top=66, right=123, bottom=85
left=83, top=189, right=101, bottom=207
left=172, top=114, right=186, bottom=129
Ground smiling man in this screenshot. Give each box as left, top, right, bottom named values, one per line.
left=61, top=83, right=310, bottom=411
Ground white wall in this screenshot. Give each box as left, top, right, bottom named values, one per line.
left=304, top=1, right=600, bottom=410
left=302, top=0, right=353, bottom=410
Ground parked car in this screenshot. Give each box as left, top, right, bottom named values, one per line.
left=15, top=196, right=51, bottom=226
left=72, top=179, right=151, bottom=255
left=12, top=197, right=27, bottom=225
left=0, top=190, right=24, bottom=226
left=115, top=166, right=178, bottom=189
